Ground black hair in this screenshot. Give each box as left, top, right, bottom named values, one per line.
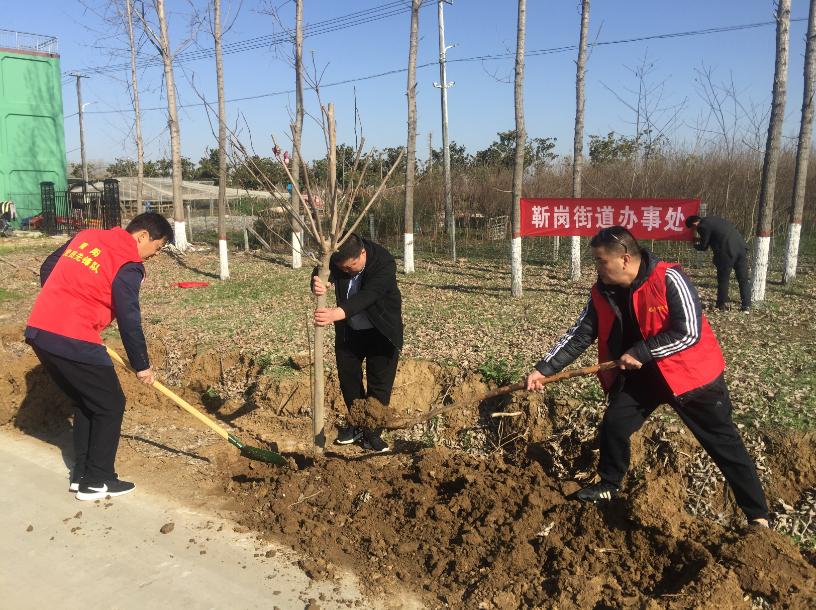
left=335, top=233, right=364, bottom=262
left=685, top=215, right=702, bottom=228
left=126, top=212, right=174, bottom=242
left=589, top=225, right=640, bottom=256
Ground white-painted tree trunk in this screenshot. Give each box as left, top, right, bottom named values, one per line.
left=569, top=236, right=581, bottom=280
left=214, top=0, right=229, bottom=281
left=404, top=233, right=415, bottom=273
left=783, top=223, right=801, bottom=283
left=154, top=0, right=186, bottom=251
left=751, top=0, right=790, bottom=302
left=751, top=236, right=771, bottom=302
left=174, top=219, right=188, bottom=250
left=783, top=0, right=816, bottom=284
left=570, top=0, right=590, bottom=283
left=403, top=0, right=420, bottom=275
left=292, top=230, right=302, bottom=268
left=510, top=0, right=526, bottom=298
left=511, top=236, right=522, bottom=296
left=218, top=239, right=229, bottom=280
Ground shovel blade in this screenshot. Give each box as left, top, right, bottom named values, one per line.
left=240, top=444, right=288, bottom=466
left=227, top=434, right=287, bottom=466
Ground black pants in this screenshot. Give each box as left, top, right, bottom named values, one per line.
left=715, top=253, right=751, bottom=309
left=598, top=370, right=768, bottom=520
left=32, top=346, right=126, bottom=484
left=335, top=327, right=399, bottom=410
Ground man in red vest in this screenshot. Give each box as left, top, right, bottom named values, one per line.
left=25, top=212, right=172, bottom=501
left=526, top=226, right=769, bottom=527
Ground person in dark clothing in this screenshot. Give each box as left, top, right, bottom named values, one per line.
left=311, top=234, right=403, bottom=452
left=526, top=226, right=769, bottom=527
left=686, top=215, right=751, bottom=311
left=25, top=212, right=172, bottom=500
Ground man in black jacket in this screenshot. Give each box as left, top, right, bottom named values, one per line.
left=311, top=234, right=403, bottom=452
left=686, top=215, right=751, bottom=311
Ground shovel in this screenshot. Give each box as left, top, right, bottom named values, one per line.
left=106, top=346, right=287, bottom=466
left=370, top=360, right=619, bottom=430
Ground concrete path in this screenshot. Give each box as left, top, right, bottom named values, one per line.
left=0, top=429, right=373, bottom=610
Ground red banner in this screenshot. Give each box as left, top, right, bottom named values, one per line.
left=520, top=198, right=700, bottom=240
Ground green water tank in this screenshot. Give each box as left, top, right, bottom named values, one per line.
left=0, top=30, right=68, bottom=221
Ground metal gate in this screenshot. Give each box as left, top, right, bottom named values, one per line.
left=39, top=180, right=121, bottom=235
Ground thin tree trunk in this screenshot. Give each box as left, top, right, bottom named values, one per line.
left=153, top=0, right=187, bottom=249
left=311, top=104, right=338, bottom=452
left=125, top=0, right=144, bottom=215
left=312, top=247, right=330, bottom=452
left=752, top=0, right=791, bottom=302
left=784, top=0, right=816, bottom=284
left=231, top=100, right=403, bottom=453
left=510, top=0, right=526, bottom=297
left=214, top=0, right=229, bottom=279
left=570, top=0, right=590, bottom=281
left=404, top=0, right=420, bottom=274
left=291, top=0, right=304, bottom=269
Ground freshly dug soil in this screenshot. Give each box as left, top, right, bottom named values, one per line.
left=3, top=321, right=815, bottom=608
left=347, top=397, right=393, bottom=430
left=233, top=444, right=816, bottom=608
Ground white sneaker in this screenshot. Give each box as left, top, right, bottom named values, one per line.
left=76, top=478, right=135, bottom=501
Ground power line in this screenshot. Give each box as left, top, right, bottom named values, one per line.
left=74, top=0, right=435, bottom=76
left=75, top=17, right=805, bottom=117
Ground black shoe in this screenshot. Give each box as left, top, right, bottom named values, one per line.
left=576, top=481, right=620, bottom=502
left=740, top=305, right=751, bottom=313
left=76, top=478, right=136, bottom=501
left=335, top=426, right=364, bottom=445
left=363, top=429, right=390, bottom=453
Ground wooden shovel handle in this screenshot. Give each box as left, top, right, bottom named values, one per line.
left=477, top=359, right=618, bottom=400
left=404, top=360, right=619, bottom=427
left=105, top=345, right=230, bottom=441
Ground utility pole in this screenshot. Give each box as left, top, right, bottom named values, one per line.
left=71, top=73, right=89, bottom=194
left=434, top=0, right=455, bottom=262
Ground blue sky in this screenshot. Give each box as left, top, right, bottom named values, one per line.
left=4, top=1, right=811, bottom=165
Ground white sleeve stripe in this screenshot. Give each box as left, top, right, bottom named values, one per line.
left=651, top=268, right=699, bottom=358
left=651, top=269, right=697, bottom=357
left=543, top=302, right=590, bottom=363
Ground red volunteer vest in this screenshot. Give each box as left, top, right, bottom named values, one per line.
left=591, top=261, right=725, bottom=397
left=27, top=227, right=143, bottom=344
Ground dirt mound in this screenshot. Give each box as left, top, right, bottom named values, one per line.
left=0, top=324, right=72, bottom=432
left=764, top=430, right=816, bottom=502
left=3, top=328, right=815, bottom=608
left=233, top=446, right=816, bottom=608
left=347, top=397, right=392, bottom=429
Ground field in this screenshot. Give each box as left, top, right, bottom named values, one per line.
left=1, top=233, right=815, bottom=608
